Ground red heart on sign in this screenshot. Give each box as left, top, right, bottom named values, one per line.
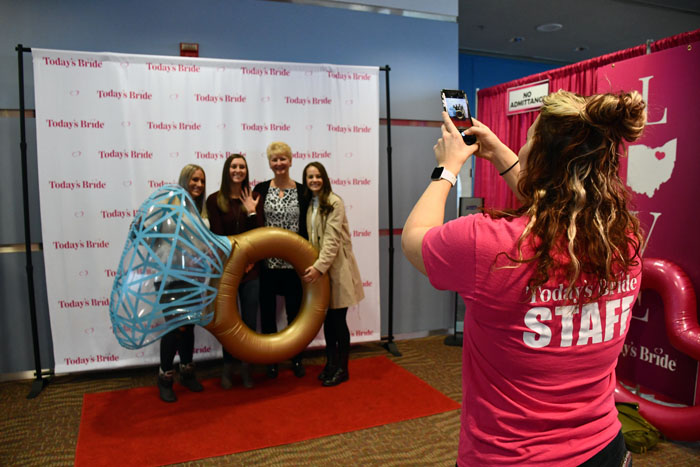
left=655, top=151, right=665, bottom=160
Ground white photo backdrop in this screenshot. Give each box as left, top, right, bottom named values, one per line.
left=32, top=49, right=380, bottom=373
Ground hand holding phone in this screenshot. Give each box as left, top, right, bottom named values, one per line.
left=440, top=89, right=476, bottom=145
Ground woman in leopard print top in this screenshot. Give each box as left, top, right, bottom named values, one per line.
left=253, top=142, right=309, bottom=379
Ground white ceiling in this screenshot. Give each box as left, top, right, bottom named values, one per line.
left=278, top=0, right=699, bottom=64
left=458, top=0, right=700, bottom=64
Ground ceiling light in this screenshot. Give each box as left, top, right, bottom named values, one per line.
left=536, top=23, right=563, bottom=32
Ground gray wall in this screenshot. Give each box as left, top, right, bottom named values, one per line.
left=0, top=0, right=458, bottom=374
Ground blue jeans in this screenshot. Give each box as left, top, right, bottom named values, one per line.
left=222, top=278, right=259, bottom=363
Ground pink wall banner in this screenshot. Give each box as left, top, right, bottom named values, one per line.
left=597, top=42, right=700, bottom=405
left=32, top=49, right=380, bottom=373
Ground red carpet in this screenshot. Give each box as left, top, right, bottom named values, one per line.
left=75, top=356, right=460, bottom=466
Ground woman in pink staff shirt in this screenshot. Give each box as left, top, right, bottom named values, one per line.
left=402, top=90, right=646, bottom=466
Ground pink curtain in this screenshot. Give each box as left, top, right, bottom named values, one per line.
left=475, top=29, right=700, bottom=210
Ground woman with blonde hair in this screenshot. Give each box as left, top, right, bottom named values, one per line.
left=157, top=164, right=207, bottom=402
left=177, top=164, right=207, bottom=215
left=253, top=142, right=310, bottom=378
left=403, top=90, right=646, bottom=466
left=206, top=154, right=262, bottom=389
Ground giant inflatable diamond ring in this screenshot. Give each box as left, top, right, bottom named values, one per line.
left=109, top=185, right=329, bottom=364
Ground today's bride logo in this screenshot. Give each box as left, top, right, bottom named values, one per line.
left=627, top=138, right=676, bottom=198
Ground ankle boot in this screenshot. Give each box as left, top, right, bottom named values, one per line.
left=221, top=362, right=234, bottom=390
left=157, top=369, right=177, bottom=402
left=323, top=351, right=349, bottom=387
left=241, top=362, right=254, bottom=389
left=179, top=362, right=204, bottom=392
left=266, top=363, right=278, bottom=379
left=292, top=356, right=305, bottom=378
left=318, top=350, right=337, bottom=381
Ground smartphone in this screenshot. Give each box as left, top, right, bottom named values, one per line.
left=440, top=89, right=476, bottom=145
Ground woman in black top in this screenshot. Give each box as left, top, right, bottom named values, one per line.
left=253, top=142, right=309, bottom=378
left=206, top=154, right=262, bottom=389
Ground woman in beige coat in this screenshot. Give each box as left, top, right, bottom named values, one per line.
left=301, top=162, right=364, bottom=386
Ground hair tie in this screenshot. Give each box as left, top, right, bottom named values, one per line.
left=499, top=159, right=519, bottom=176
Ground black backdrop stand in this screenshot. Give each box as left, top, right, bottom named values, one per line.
left=16, top=44, right=52, bottom=398
left=379, top=65, right=401, bottom=357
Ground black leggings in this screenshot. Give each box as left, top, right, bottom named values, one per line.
left=160, top=324, right=195, bottom=371
left=324, top=307, right=349, bottom=354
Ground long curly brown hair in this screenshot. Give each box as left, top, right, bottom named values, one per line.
left=496, top=90, right=646, bottom=297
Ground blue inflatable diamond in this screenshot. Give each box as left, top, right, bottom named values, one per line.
left=109, top=185, right=231, bottom=349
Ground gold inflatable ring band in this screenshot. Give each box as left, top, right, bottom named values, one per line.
left=204, top=227, right=330, bottom=364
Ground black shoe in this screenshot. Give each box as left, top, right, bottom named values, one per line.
left=157, top=371, right=177, bottom=402
left=179, top=363, right=204, bottom=392
left=319, top=350, right=338, bottom=380
left=317, top=364, right=334, bottom=381
left=292, top=360, right=306, bottom=378
left=221, top=362, right=234, bottom=390
left=266, top=364, right=278, bottom=379
left=322, top=367, right=348, bottom=387
left=241, top=362, right=254, bottom=389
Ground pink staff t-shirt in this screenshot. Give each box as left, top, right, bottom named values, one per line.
left=422, top=213, right=641, bottom=466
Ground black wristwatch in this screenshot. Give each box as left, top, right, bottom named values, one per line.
left=431, top=167, right=457, bottom=186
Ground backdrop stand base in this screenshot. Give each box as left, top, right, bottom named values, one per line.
left=27, top=376, right=49, bottom=399
left=443, top=335, right=463, bottom=347
left=382, top=340, right=402, bottom=357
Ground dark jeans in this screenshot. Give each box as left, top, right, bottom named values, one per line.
left=160, top=325, right=195, bottom=371
left=222, top=278, right=259, bottom=363
left=455, top=430, right=629, bottom=467
left=259, top=267, right=303, bottom=362
left=158, top=279, right=195, bottom=371
left=259, top=268, right=302, bottom=333
left=579, top=430, right=630, bottom=467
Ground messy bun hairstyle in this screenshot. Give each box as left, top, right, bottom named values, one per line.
left=500, top=90, right=646, bottom=297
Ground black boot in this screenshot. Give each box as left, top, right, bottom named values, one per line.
left=241, top=362, right=254, bottom=389
left=323, top=351, right=349, bottom=387
left=292, top=356, right=305, bottom=378
left=158, top=369, right=177, bottom=402
left=266, top=363, right=279, bottom=379
left=221, top=362, right=234, bottom=390
left=179, top=362, right=204, bottom=392
left=318, top=349, right=337, bottom=381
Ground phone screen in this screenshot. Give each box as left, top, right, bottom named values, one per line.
left=441, top=89, right=473, bottom=131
